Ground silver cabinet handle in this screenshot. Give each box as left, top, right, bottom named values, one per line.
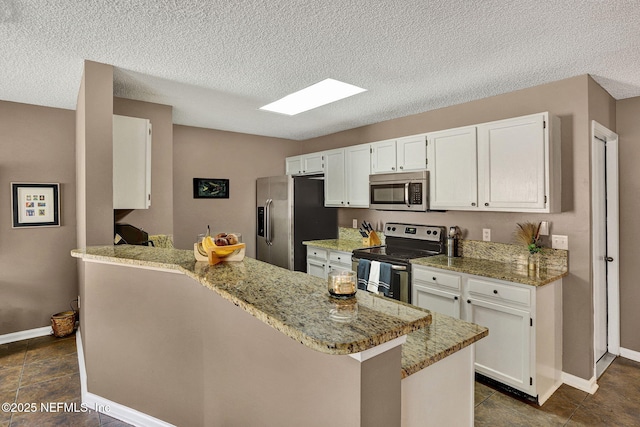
left=404, top=183, right=410, bottom=206
left=265, top=199, right=273, bottom=246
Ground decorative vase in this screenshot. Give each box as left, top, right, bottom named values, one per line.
left=528, top=252, right=540, bottom=275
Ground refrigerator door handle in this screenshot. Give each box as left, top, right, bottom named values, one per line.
left=265, top=199, right=273, bottom=246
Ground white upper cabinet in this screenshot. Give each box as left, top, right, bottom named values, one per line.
left=396, top=134, right=427, bottom=172
left=285, top=156, right=302, bottom=175
left=324, top=144, right=371, bottom=208
left=371, top=134, right=427, bottom=174
left=345, top=143, right=371, bottom=208
left=113, top=115, right=152, bottom=210
left=324, top=148, right=346, bottom=207
left=427, top=112, right=561, bottom=213
left=477, top=114, right=554, bottom=211
left=370, top=139, right=397, bottom=173
left=286, top=152, right=324, bottom=175
left=427, top=126, right=478, bottom=210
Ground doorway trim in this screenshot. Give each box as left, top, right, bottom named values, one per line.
left=591, top=120, right=620, bottom=378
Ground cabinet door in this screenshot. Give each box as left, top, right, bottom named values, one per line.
left=113, top=115, right=152, bottom=209
left=370, top=139, right=397, bottom=174
left=397, top=134, right=427, bottom=172
left=413, top=283, right=461, bottom=319
left=324, top=149, right=346, bottom=207
left=307, top=258, right=327, bottom=279
left=466, top=297, right=532, bottom=394
left=302, top=153, right=324, bottom=174
left=477, top=114, right=546, bottom=210
left=345, top=144, right=371, bottom=208
left=286, top=156, right=302, bottom=175
left=427, top=126, right=477, bottom=210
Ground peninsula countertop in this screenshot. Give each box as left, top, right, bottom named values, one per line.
left=72, top=245, right=432, bottom=356
left=412, top=255, right=568, bottom=286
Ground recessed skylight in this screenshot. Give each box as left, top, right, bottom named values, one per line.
left=259, top=78, right=367, bottom=116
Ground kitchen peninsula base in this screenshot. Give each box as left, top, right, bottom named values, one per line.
left=74, top=247, right=484, bottom=427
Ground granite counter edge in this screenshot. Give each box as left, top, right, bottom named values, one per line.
left=72, top=248, right=431, bottom=356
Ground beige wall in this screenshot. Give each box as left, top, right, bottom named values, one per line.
left=83, top=261, right=400, bottom=427
left=113, top=97, right=174, bottom=235
left=76, top=60, right=114, bottom=248
left=303, top=75, right=597, bottom=379
left=0, top=101, right=77, bottom=334
left=172, top=125, right=298, bottom=255
left=616, top=97, right=640, bottom=353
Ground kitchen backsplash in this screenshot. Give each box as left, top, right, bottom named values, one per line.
left=339, top=227, right=385, bottom=243
left=460, top=240, right=568, bottom=271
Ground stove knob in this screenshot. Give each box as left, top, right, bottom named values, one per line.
left=426, top=230, right=432, bottom=235
left=392, top=227, right=396, bottom=231
left=432, top=230, right=438, bottom=236
left=387, top=226, right=391, bottom=231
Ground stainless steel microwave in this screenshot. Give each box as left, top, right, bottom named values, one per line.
left=369, top=171, right=428, bottom=211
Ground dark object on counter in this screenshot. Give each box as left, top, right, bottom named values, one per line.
left=447, top=237, right=459, bottom=257
left=114, top=223, right=154, bottom=246
left=447, top=226, right=461, bottom=257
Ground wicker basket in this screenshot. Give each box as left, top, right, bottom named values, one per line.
left=51, top=311, right=76, bottom=337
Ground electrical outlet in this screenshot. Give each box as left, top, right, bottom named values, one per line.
left=483, top=228, right=491, bottom=241
left=352, top=219, right=358, bottom=228
left=551, top=235, right=568, bottom=250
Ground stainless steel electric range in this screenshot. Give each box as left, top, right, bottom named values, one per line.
left=352, top=222, right=446, bottom=304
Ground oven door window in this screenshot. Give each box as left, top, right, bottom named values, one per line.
left=370, top=183, right=406, bottom=205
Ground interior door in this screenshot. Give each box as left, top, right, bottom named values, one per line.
left=593, top=137, right=608, bottom=363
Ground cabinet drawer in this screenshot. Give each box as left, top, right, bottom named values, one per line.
left=307, top=247, right=328, bottom=260
left=413, top=267, right=461, bottom=291
left=329, top=251, right=351, bottom=265
left=468, top=278, right=531, bottom=306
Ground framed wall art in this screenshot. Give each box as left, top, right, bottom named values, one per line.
left=193, top=178, right=229, bottom=199
left=11, top=183, right=60, bottom=228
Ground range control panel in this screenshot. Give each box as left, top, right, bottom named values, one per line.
left=384, top=223, right=446, bottom=241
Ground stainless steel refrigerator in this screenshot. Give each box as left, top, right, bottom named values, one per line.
left=256, top=175, right=337, bottom=271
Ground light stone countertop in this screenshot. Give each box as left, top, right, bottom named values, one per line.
left=412, top=255, right=568, bottom=286
left=401, top=312, right=488, bottom=378
left=72, top=245, right=432, bottom=357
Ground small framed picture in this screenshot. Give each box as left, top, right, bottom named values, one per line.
left=11, top=183, right=60, bottom=228
left=193, top=178, right=229, bottom=199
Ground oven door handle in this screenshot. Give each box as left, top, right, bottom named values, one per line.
left=404, top=183, right=410, bottom=207
left=352, top=257, right=408, bottom=271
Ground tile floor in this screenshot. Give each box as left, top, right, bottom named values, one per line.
left=2, top=333, right=639, bottom=426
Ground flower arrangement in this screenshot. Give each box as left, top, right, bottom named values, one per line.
left=515, top=221, right=542, bottom=254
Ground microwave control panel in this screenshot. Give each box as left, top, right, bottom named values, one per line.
left=409, top=183, right=423, bottom=204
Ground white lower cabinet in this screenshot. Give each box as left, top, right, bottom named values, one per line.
left=307, top=247, right=354, bottom=279
left=306, top=247, right=328, bottom=279
left=328, top=250, right=352, bottom=274
left=412, top=264, right=562, bottom=404
left=413, top=283, right=461, bottom=319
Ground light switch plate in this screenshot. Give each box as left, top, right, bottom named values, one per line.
left=552, top=235, right=568, bottom=250
left=483, top=228, right=491, bottom=241
left=352, top=219, right=358, bottom=228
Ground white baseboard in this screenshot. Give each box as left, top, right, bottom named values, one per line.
left=538, top=380, right=563, bottom=405
left=0, top=326, right=52, bottom=344
left=561, top=371, right=599, bottom=394
left=620, top=347, right=640, bottom=363
left=75, top=330, right=175, bottom=427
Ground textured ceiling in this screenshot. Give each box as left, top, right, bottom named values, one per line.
left=1, top=0, right=639, bottom=140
